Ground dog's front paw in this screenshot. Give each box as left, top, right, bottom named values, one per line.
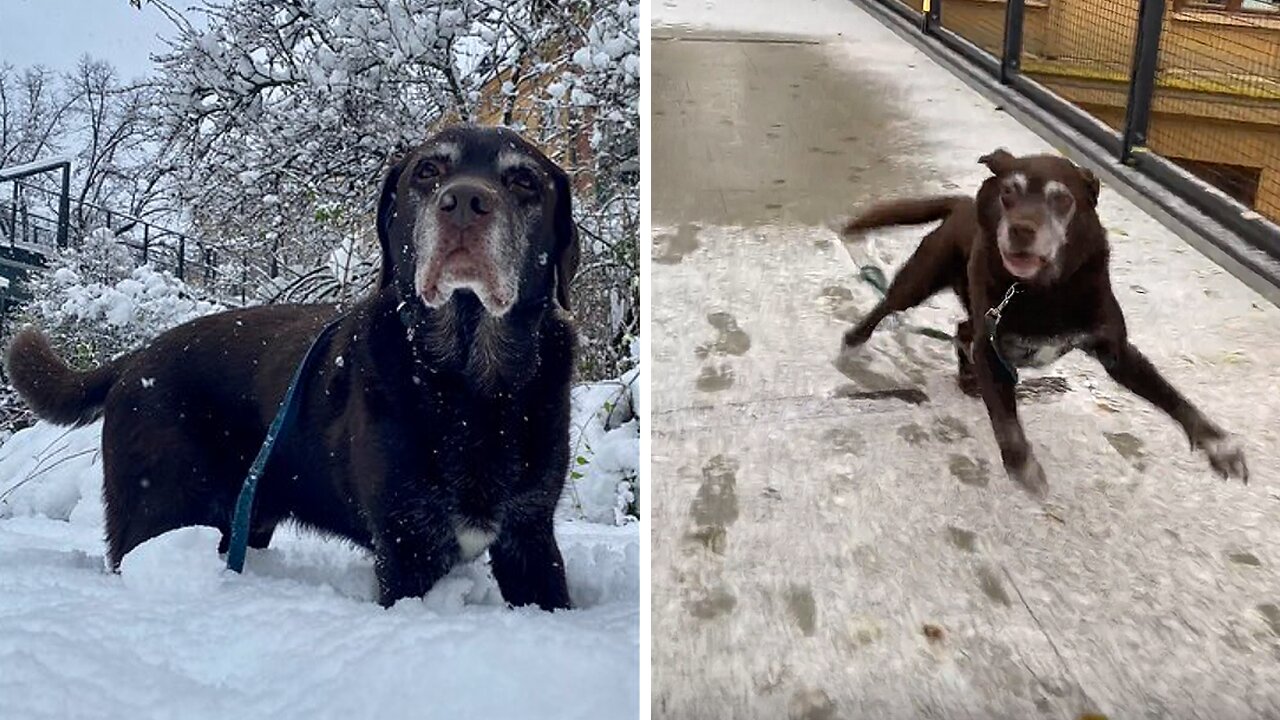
left=1196, top=434, right=1249, bottom=484
left=1006, top=455, right=1049, bottom=499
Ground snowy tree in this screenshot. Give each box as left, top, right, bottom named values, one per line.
left=64, top=59, right=174, bottom=230
left=146, top=0, right=639, bottom=378
left=0, top=59, right=174, bottom=240
left=0, top=65, right=75, bottom=169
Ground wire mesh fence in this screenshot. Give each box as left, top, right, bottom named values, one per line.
left=939, top=0, right=1007, bottom=56
left=1150, top=0, right=1280, bottom=220
left=863, top=0, right=1280, bottom=261
left=1019, top=1, right=1138, bottom=134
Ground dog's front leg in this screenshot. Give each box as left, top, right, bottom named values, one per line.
left=1091, top=338, right=1248, bottom=482
left=972, top=335, right=1049, bottom=498
left=490, top=503, right=571, bottom=611
left=374, top=506, right=459, bottom=608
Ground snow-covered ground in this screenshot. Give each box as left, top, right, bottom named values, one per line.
left=0, top=370, right=639, bottom=719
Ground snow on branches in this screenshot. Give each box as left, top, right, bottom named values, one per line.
left=150, top=0, right=639, bottom=377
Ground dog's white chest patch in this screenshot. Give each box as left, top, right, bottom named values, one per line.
left=455, top=524, right=498, bottom=561
left=998, top=333, right=1090, bottom=369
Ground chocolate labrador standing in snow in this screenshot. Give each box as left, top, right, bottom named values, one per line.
left=838, top=149, right=1248, bottom=497
left=6, top=125, right=581, bottom=609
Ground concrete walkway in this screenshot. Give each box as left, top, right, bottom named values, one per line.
left=650, top=1, right=1280, bottom=718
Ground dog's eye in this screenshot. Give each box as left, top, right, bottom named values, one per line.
left=507, top=168, right=539, bottom=193
left=1000, top=183, right=1019, bottom=207
left=1047, top=190, right=1075, bottom=216
left=415, top=160, right=441, bottom=181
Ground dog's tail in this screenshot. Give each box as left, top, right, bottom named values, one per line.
left=840, top=195, right=971, bottom=238
left=4, top=327, right=124, bottom=426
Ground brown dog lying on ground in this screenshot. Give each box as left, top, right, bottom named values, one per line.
left=838, top=149, right=1248, bottom=497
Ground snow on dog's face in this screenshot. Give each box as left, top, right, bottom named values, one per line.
left=975, top=149, right=1101, bottom=284
left=375, top=126, right=580, bottom=316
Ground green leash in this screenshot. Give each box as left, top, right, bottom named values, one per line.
left=857, top=265, right=954, bottom=342
left=856, top=264, right=1023, bottom=384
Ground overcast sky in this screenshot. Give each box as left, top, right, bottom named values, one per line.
left=0, top=0, right=188, bottom=81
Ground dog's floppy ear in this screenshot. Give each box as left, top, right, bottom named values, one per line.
left=1080, top=166, right=1101, bottom=207
left=978, top=148, right=1016, bottom=175
left=376, top=154, right=408, bottom=289
left=550, top=163, right=580, bottom=312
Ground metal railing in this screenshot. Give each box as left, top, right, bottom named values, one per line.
left=1, top=177, right=204, bottom=277
left=860, top=0, right=1280, bottom=274
left=0, top=158, right=71, bottom=250
left=0, top=161, right=258, bottom=309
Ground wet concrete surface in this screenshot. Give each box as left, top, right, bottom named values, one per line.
left=652, top=0, right=1280, bottom=718
left=652, top=29, right=933, bottom=228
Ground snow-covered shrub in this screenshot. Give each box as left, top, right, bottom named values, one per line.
left=266, top=234, right=380, bottom=306
left=14, top=228, right=221, bottom=371
left=0, top=385, right=33, bottom=442
left=559, top=338, right=640, bottom=525
left=549, top=0, right=640, bottom=380
left=0, top=420, right=103, bottom=521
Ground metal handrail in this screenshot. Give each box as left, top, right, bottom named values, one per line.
left=4, top=177, right=201, bottom=249
left=0, top=174, right=237, bottom=287
left=2, top=159, right=301, bottom=310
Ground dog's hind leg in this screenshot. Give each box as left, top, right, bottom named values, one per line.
left=103, top=472, right=216, bottom=570
left=101, top=418, right=236, bottom=569
left=843, top=231, right=960, bottom=348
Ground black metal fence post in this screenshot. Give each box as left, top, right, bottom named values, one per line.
left=177, top=235, right=186, bottom=280
left=142, top=224, right=150, bottom=264
left=57, top=164, right=71, bottom=248
left=1122, top=0, right=1165, bottom=163
left=921, top=0, right=941, bottom=34
left=1000, top=0, right=1026, bottom=84
left=9, top=182, right=17, bottom=248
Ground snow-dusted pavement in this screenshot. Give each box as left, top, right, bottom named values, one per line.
left=0, top=377, right=639, bottom=720
left=651, top=1, right=1280, bottom=718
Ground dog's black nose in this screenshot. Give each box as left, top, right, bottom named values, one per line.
left=438, top=182, right=494, bottom=228
left=1007, top=224, right=1037, bottom=249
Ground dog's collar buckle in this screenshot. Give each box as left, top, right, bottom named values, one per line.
left=396, top=299, right=413, bottom=326
left=985, top=282, right=1021, bottom=326
left=983, top=282, right=1022, bottom=384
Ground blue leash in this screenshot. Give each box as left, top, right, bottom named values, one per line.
left=226, top=317, right=344, bottom=573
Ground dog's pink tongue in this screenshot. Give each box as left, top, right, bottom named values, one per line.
left=1002, top=253, right=1043, bottom=279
